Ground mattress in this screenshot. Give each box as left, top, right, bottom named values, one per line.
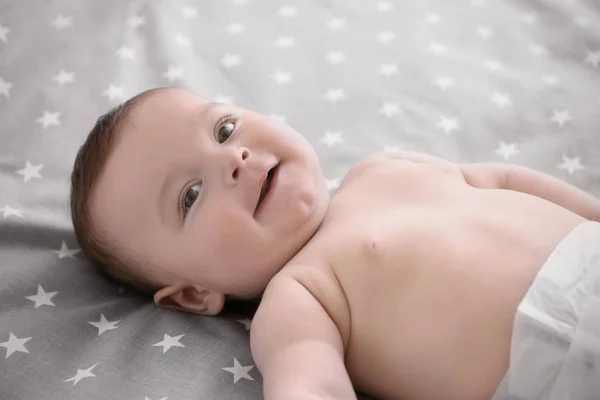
left=1, top=1, right=599, bottom=399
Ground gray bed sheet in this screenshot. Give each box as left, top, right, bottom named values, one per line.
left=1, top=0, right=599, bottom=399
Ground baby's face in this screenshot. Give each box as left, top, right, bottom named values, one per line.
left=91, top=88, right=330, bottom=302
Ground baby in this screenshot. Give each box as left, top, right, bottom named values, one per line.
left=70, top=87, right=600, bottom=400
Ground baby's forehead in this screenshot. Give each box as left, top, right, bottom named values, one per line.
left=129, top=87, right=207, bottom=118
left=122, top=89, right=208, bottom=139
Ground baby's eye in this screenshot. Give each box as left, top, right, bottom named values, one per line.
left=182, top=184, right=201, bottom=214
left=217, top=119, right=236, bottom=143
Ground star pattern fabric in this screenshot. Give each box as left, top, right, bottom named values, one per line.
left=88, top=314, right=120, bottom=336
left=1, top=1, right=599, bottom=400
left=25, top=285, right=58, bottom=308
left=151, top=334, right=186, bottom=354
left=51, top=241, right=81, bottom=259
left=223, top=358, right=256, bottom=384
left=0, top=333, right=31, bottom=359
left=64, top=364, right=98, bottom=386
left=15, top=161, right=44, bottom=183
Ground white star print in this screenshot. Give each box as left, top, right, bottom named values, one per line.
left=0, top=76, right=12, bottom=98
left=223, top=358, right=255, bottom=384
left=52, top=14, right=73, bottom=30
left=116, top=46, right=135, bottom=60
left=276, top=36, right=295, bottom=48
left=181, top=6, right=198, bottom=18
left=103, top=84, right=126, bottom=102
left=278, top=5, right=297, bottom=17
left=221, top=53, right=242, bottom=69
left=25, top=285, right=58, bottom=308
left=213, top=95, right=235, bottom=105
left=433, top=76, right=454, bottom=90
left=476, top=25, right=494, bottom=39
left=376, top=1, right=394, bottom=12
left=558, top=156, right=584, bottom=175
left=163, top=65, right=184, bottom=83
left=494, top=142, right=519, bottom=160
left=327, top=18, right=345, bottom=30
left=377, top=31, right=395, bottom=44
left=484, top=60, right=503, bottom=72
left=52, top=241, right=80, bottom=259
left=272, top=70, right=292, bottom=85
left=16, top=161, right=44, bottom=183
left=491, top=92, right=512, bottom=108
left=36, top=111, right=61, bottom=129
left=65, top=364, right=98, bottom=386
left=437, top=117, right=461, bottom=134
left=323, top=88, right=346, bottom=103
left=227, top=22, right=246, bottom=34
left=325, top=177, right=341, bottom=191
left=541, top=74, right=559, bottom=86
left=529, top=44, right=548, bottom=56
left=174, top=34, right=191, bottom=47
left=520, top=12, right=538, bottom=24
left=237, top=318, right=252, bottom=331
left=327, top=51, right=346, bottom=64
left=383, top=145, right=403, bottom=153
left=379, top=63, right=398, bottom=77
left=428, top=42, right=448, bottom=55
left=0, top=333, right=31, bottom=359
left=1, top=205, right=23, bottom=219
left=320, top=131, right=343, bottom=147
left=53, top=69, right=75, bottom=85
left=268, top=113, right=287, bottom=123
left=126, top=15, right=145, bottom=29
left=425, top=13, right=442, bottom=24
left=379, top=102, right=401, bottom=118
left=0, top=23, right=10, bottom=43
left=89, top=314, right=120, bottom=335
left=152, top=334, right=185, bottom=354
left=550, top=109, right=572, bottom=127
left=584, top=50, right=600, bottom=68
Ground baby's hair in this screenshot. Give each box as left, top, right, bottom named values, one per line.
left=70, top=89, right=163, bottom=296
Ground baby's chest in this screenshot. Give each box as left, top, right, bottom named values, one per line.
left=322, top=214, right=524, bottom=400
left=334, top=156, right=468, bottom=209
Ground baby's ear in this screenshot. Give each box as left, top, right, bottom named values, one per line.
left=153, top=283, right=225, bottom=316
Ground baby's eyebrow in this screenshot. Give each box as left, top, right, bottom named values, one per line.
left=199, top=101, right=223, bottom=123
left=158, top=167, right=179, bottom=226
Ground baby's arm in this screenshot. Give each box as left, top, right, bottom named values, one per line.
left=250, top=276, right=356, bottom=400
left=461, top=162, right=600, bottom=221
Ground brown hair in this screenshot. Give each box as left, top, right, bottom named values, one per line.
left=70, top=91, right=162, bottom=296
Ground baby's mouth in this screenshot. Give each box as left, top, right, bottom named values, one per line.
left=254, top=165, right=276, bottom=215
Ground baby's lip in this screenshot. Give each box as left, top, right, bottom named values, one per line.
left=253, top=163, right=278, bottom=217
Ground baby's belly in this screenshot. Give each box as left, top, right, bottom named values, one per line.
left=330, top=205, right=585, bottom=400
left=343, top=259, right=518, bottom=400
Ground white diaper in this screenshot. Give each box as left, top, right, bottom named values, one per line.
left=492, top=221, right=600, bottom=400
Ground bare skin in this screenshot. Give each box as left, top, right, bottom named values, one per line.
left=90, top=88, right=600, bottom=400
left=251, top=152, right=599, bottom=400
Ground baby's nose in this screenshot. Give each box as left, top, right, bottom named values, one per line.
left=225, top=147, right=250, bottom=185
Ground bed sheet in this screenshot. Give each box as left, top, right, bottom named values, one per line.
left=1, top=0, right=599, bottom=399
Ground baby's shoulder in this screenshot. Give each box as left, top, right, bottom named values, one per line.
left=249, top=274, right=330, bottom=347
left=251, top=265, right=351, bottom=348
